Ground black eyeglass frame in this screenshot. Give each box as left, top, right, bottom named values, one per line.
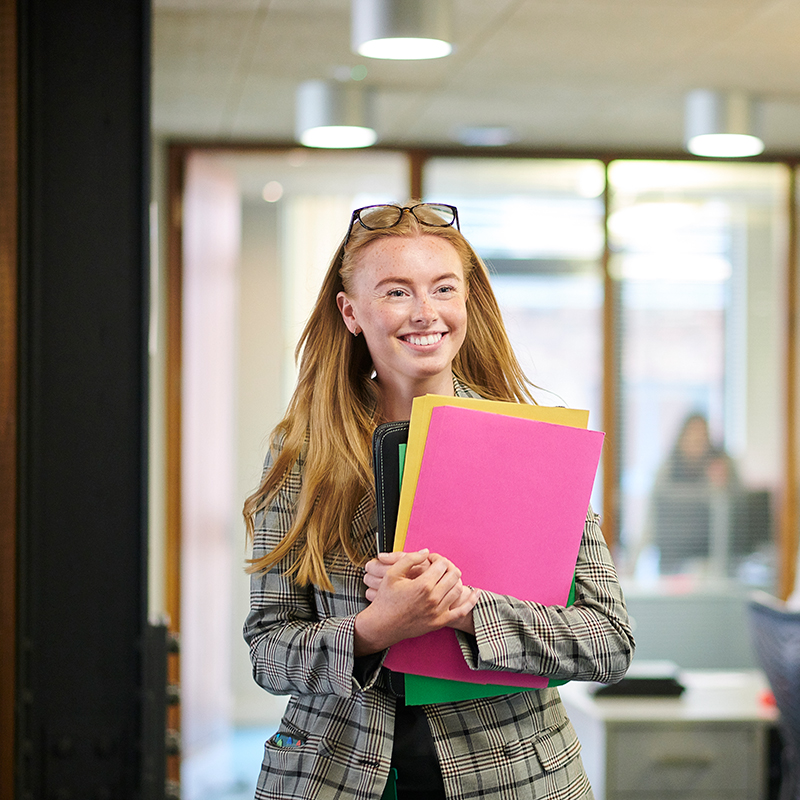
left=343, top=203, right=460, bottom=246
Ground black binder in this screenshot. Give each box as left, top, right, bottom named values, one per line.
left=371, top=420, right=409, bottom=553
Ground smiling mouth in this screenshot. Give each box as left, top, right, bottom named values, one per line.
left=401, top=332, right=445, bottom=347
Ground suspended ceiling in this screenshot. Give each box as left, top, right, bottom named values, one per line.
left=152, top=0, right=800, bottom=155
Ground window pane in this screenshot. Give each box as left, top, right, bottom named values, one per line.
left=608, top=160, right=787, bottom=591
left=426, top=158, right=605, bottom=508
left=216, top=149, right=408, bottom=407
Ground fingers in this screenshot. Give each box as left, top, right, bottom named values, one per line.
left=391, top=549, right=431, bottom=576
left=363, top=549, right=431, bottom=596
left=442, top=585, right=480, bottom=635
left=365, top=550, right=409, bottom=577
left=398, top=553, right=466, bottom=620
left=425, top=559, right=463, bottom=607
left=449, top=585, right=480, bottom=616
left=375, top=550, right=408, bottom=565
left=388, top=551, right=461, bottom=597
left=362, top=549, right=474, bottom=635
left=363, top=572, right=382, bottom=593
left=364, top=549, right=428, bottom=584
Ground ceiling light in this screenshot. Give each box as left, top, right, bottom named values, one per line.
left=684, top=89, right=764, bottom=158
left=295, top=80, right=377, bottom=149
left=352, top=0, right=453, bottom=60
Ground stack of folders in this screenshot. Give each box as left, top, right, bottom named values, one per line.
left=371, top=394, right=604, bottom=705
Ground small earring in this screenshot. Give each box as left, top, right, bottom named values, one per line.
left=353, top=326, right=361, bottom=336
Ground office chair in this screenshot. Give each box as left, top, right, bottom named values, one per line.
left=748, top=596, right=800, bottom=800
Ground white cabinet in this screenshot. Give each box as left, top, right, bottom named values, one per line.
left=559, top=670, right=777, bottom=800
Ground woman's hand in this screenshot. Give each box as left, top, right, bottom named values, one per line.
left=362, top=550, right=427, bottom=599
left=354, top=550, right=479, bottom=656
left=425, top=552, right=479, bottom=635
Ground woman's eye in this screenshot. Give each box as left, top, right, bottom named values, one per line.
left=436, top=285, right=455, bottom=295
left=387, top=289, right=406, bottom=298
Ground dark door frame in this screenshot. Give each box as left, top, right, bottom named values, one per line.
left=9, top=0, right=152, bottom=796
left=1, top=0, right=19, bottom=797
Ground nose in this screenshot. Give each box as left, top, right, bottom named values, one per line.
left=412, top=293, right=437, bottom=324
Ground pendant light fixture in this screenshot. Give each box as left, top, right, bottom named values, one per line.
left=295, top=80, right=377, bottom=149
left=352, top=0, right=453, bottom=60
left=684, top=89, right=764, bottom=158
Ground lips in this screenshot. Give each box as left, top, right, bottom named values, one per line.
left=401, top=332, right=445, bottom=347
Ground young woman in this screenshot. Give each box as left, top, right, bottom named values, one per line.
left=243, top=202, right=634, bottom=800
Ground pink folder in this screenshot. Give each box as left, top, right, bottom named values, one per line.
left=383, top=405, right=604, bottom=687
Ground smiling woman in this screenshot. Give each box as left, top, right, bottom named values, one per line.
left=240, top=200, right=634, bottom=800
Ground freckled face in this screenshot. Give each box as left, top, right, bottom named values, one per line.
left=336, top=235, right=468, bottom=392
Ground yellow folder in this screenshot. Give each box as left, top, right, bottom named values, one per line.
left=392, top=394, right=590, bottom=551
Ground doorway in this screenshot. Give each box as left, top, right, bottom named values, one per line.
left=162, top=146, right=408, bottom=799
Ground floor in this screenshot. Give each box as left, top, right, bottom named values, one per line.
left=181, top=717, right=786, bottom=800
left=182, top=725, right=277, bottom=800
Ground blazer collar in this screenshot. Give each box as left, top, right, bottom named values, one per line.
left=453, top=376, right=482, bottom=399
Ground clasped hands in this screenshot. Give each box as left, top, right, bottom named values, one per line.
left=353, top=549, right=480, bottom=657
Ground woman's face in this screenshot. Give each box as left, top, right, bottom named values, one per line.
left=337, top=235, right=468, bottom=392
left=680, top=418, right=710, bottom=460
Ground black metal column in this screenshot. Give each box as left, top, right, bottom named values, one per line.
left=16, top=1, right=152, bottom=797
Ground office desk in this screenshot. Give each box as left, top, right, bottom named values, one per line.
left=559, top=670, right=777, bottom=800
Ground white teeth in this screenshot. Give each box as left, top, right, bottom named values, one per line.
left=405, top=333, right=443, bottom=346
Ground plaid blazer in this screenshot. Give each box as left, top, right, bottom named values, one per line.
left=244, top=383, right=635, bottom=800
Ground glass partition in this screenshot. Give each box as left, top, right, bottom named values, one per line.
left=425, top=157, right=606, bottom=427
left=608, top=160, right=788, bottom=589
left=179, top=148, right=408, bottom=800
left=177, top=150, right=797, bottom=799
left=215, top=149, right=408, bottom=408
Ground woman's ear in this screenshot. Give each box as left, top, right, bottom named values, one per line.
left=336, top=291, right=361, bottom=336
